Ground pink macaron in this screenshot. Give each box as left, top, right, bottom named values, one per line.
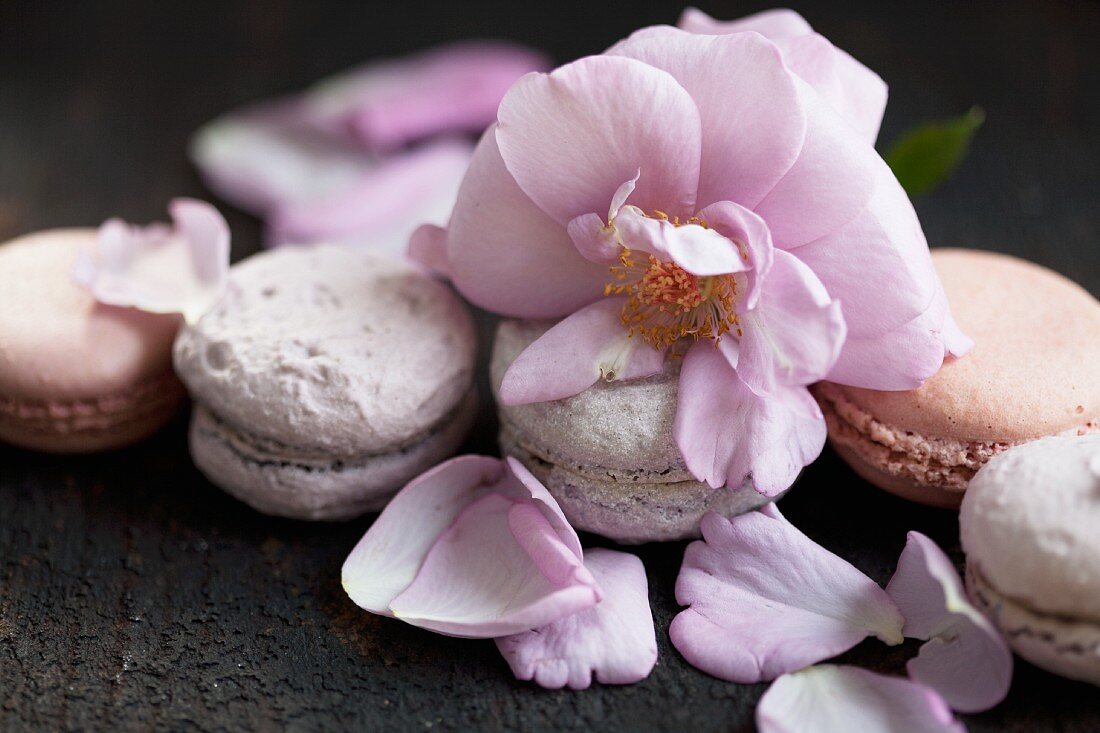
left=816, top=248, right=1100, bottom=508
left=0, top=229, right=185, bottom=452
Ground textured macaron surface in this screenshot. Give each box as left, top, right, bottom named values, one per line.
left=173, top=245, right=475, bottom=457
left=961, top=435, right=1100, bottom=621
left=836, top=249, right=1100, bottom=442
left=0, top=229, right=182, bottom=403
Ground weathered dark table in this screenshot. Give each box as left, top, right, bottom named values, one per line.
left=2, top=1, right=1098, bottom=730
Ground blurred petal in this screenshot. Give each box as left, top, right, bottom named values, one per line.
left=266, top=138, right=472, bottom=259
left=608, top=27, right=805, bottom=210
left=671, top=510, right=904, bottom=683
left=886, top=532, right=1012, bottom=713
left=73, top=198, right=229, bottom=324
left=306, top=41, right=549, bottom=151
left=677, top=7, right=813, bottom=40
left=674, top=345, right=825, bottom=494
left=496, top=548, right=658, bottom=690
left=753, top=78, right=878, bottom=249
left=738, top=250, right=846, bottom=399
left=500, top=298, right=666, bottom=405
left=757, top=665, right=967, bottom=733
left=448, top=127, right=608, bottom=318
left=190, top=98, right=373, bottom=215
left=407, top=223, right=450, bottom=277
left=496, top=55, right=702, bottom=224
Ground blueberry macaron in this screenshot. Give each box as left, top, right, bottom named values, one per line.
left=816, top=249, right=1100, bottom=508
left=491, top=319, right=772, bottom=544
left=174, top=245, right=477, bottom=520
left=0, top=229, right=184, bottom=452
left=961, top=435, right=1100, bottom=686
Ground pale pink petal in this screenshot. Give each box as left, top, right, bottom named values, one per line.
left=341, top=456, right=508, bottom=615
left=500, top=298, right=666, bottom=405
left=190, top=99, right=373, bottom=216
left=407, top=224, right=450, bottom=277
left=776, top=34, right=887, bottom=143
left=792, top=157, right=940, bottom=339
left=505, top=457, right=584, bottom=562
left=671, top=511, right=904, bottom=683
left=675, top=344, right=827, bottom=494
left=496, top=55, right=702, bottom=224
left=266, top=138, right=472, bottom=259
left=73, top=199, right=229, bottom=324
left=613, top=207, right=747, bottom=276
left=608, top=27, right=805, bottom=210
left=388, top=492, right=600, bottom=638
left=757, top=665, right=967, bottom=733
left=753, top=78, right=878, bottom=249
left=496, top=548, right=657, bottom=690
left=305, top=41, right=550, bottom=152
left=737, top=249, right=846, bottom=399
left=677, top=7, right=813, bottom=40
left=447, top=127, right=607, bottom=318
left=886, top=532, right=1012, bottom=713
left=696, top=200, right=775, bottom=310
left=567, top=213, right=622, bottom=264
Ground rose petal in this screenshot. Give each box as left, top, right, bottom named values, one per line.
left=266, top=138, right=472, bottom=258
left=305, top=41, right=549, bottom=152
left=737, top=249, right=846, bottom=400
left=676, top=7, right=813, bottom=40
left=671, top=509, right=904, bottom=683
left=496, top=54, right=702, bottom=224
left=886, top=532, right=1012, bottom=713
left=674, top=344, right=826, bottom=494
left=407, top=224, right=450, bottom=277
left=388, top=491, right=600, bottom=638
left=72, top=198, right=229, bottom=324
left=190, top=99, right=373, bottom=216
left=607, top=27, right=805, bottom=210
left=496, top=548, right=658, bottom=690
left=342, top=456, right=598, bottom=638
left=499, top=298, right=666, bottom=405
left=695, top=200, right=775, bottom=310
left=753, top=78, right=878, bottom=249
left=757, top=665, right=967, bottom=733
left=612, top=207, right=748, bottom=276
left=447, top=127, right=608, bottom=318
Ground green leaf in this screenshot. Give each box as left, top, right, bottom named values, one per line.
left=884, top=106, right=985, bottom=197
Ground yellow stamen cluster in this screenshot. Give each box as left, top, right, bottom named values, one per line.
left=605, top=241, right=740, bottom=351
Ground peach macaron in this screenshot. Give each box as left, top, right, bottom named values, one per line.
left=0, top=229, right=185, bottom=452
left=815, top=248, right=1099, bottom=508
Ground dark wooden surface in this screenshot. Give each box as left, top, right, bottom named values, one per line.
left=2, top=1, right=1098, bottom=730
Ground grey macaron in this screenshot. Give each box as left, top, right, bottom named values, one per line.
left=491, top=319, right=773, bottom=544
left=174, top=245, right=476, bottom=520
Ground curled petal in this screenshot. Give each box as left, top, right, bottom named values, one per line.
left=613, top=207, right=748, bottom=276
left=608, top=27, right=805, bottom=210
left=695, top=200, right=775, bottom=310
left=500, top=298, right=666, bottom=405
left=407, top=224, right=450, bottom=277
left=886, top=532, right=1012, bottom=713
left=341, top=455, right=598, bottom=638
left=496, top=55, right=702, bottom=224
left=737, top=249, right=846, bottom=400
left=73, top=198, right=229, bottom=324
left=306, top=41, right=550, bottom=152
left=448, top=127, right=608, bottom=318
left=671, top=509, right=904, bottom=683
left=677, top=7, right=813, bottom=40
left=266, top=138, right=472, bottom=258
left=674, top=344, right=825, bottom=494
left=567, top=213, right=622, bottom=264
left=496, top=548, right=658, bottom=690
left=757, top=665, right=967, bottom=733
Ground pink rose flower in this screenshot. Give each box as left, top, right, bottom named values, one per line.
left=429, top=20, right=969, bottom=495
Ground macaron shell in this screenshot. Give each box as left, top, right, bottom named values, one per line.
left=0, top=229, right=184, bottom=452
left=960, top=435, right=1100, bottom=620
left=173, top=245, right=476, bottom=457
left=838, top=249, right=1100, bottom=443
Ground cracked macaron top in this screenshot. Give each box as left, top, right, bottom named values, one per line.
left=173, top=245, right=475, bottom=457
left=961, top=435, right=1100, bottom=621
